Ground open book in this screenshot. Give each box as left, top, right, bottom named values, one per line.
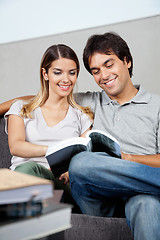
left=46, top=129, right=121, bottom=178
left=0, top=169, right=54, bottom=204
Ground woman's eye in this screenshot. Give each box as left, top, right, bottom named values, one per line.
left=53, top=71, right=61, bottom=75
left=70, top=71, right=76, bottom=75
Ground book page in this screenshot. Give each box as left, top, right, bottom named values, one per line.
left=88, top=130, right=121, bottom=157
left=87, top=129, right=119, bottom=144
left=0, top=169, right=52, bottom=191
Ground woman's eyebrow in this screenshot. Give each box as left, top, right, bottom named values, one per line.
left=53, top=68, right=77, bottom=71
left=53, top=68, right=61, bottom=71
left=69, top=68, right=77, bottom=71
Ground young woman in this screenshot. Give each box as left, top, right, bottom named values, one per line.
left=4, top=44, right=93, bottom=207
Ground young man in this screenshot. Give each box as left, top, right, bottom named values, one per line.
left=68, top=32, right=160, bottom=240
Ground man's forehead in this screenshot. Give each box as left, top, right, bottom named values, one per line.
left=89, top=52, right=116, bottom=66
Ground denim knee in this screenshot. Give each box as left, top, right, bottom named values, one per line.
left=69, top=152, right=95, bottom=181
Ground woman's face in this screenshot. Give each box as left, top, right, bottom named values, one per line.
left=43, top=57, right=78, bottom=98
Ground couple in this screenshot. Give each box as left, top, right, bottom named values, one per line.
left=1, top=32, right=160, bottom=240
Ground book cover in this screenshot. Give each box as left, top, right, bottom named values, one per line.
left=46, top=129, right=121, bottom=177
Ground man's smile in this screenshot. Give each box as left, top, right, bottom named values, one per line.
left=100, top=76, right=117, bottom=87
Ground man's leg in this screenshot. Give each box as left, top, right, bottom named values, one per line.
left=125, top=194, right=160, bottom=240
left=69, top=151, right=160, bottom=215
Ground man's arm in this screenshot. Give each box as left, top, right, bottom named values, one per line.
left=121, top=152, right=160, bottom=167
left=0, top=95, right=35, bottom=116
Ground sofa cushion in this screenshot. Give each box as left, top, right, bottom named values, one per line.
left=0, top=116, right=11, bottom=168
left=64, top=214, right=133, bottom=240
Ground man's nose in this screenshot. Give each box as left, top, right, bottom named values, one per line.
left=101, top=68, right=110, bottom=80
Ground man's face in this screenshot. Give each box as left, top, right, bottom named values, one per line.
left=89, top=53, right=131, bottom=100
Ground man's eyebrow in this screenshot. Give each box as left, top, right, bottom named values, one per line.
left=90, top=67, right=98, bottom=71
left=103, top=59, right=114, bottom=65
left=90, top=59, right=114, bottom=71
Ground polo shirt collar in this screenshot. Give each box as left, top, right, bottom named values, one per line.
left=129, top=85, right=151, bottom=104
left=101, top=85, right=151, bottom=105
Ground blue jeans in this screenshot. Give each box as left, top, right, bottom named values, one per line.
left=69, top=152, right=160, bottom=240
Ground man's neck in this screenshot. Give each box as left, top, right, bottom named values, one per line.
left=108, top=84, right=138, bottom=105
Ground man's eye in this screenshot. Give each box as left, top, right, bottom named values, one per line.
left=106, top=63, right=113, bottom=68
left=92, top=70, right=99, bottom=75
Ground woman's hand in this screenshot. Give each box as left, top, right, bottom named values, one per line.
left=59, top=171, right=69, bottom=184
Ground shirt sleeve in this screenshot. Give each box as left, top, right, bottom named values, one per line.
left=79, top=111, right=93, bottom=135
left=4, top=100, right=24, bottom=134
left=74, top=92, right=97, bottom=113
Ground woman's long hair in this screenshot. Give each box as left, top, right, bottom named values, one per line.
left=20, top=44, right=93, bottom=120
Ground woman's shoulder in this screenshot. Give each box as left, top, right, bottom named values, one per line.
left=11, top=99, right=24, bottom=107
left=5, top=100, right=26, bottom=117
left=69, top=105, right=92, bottom=123
left=69, top=105, right=83, bottom=115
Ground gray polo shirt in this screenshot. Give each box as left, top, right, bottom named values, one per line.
left=75, top=86, right=160, bottom=155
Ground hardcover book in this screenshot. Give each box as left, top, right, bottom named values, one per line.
left=0, top=169, right=54, bottom=204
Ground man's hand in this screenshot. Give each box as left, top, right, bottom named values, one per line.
left=121, top=152, right=133, bottom=161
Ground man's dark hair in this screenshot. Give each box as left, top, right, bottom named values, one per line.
left=83, top=32, right=133, bottom=77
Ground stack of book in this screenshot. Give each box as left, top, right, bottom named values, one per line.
left=0, top=169, right=72, bottom=240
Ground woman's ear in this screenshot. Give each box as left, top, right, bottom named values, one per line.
left=42, top=68, right=48, bottom=81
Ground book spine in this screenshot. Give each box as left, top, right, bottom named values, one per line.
left=0, top=201, right=43, bottom=219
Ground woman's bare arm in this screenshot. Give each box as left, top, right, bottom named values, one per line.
left=8, top=114, right=47, bottom=158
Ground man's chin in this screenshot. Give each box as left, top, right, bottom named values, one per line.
left=102, top=85, right=117, bottom=95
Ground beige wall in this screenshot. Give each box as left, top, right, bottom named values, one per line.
left=0, top=15, right=160, bottom=103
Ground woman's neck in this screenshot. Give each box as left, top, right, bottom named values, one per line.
left=43, top=96, right=69, bottom=110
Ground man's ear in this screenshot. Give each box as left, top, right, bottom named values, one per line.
left=127, top=61, right=131, bottom=69
left=124, top=57, right=131, bottom=69
left=42, top=68, right=48, bottom=81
